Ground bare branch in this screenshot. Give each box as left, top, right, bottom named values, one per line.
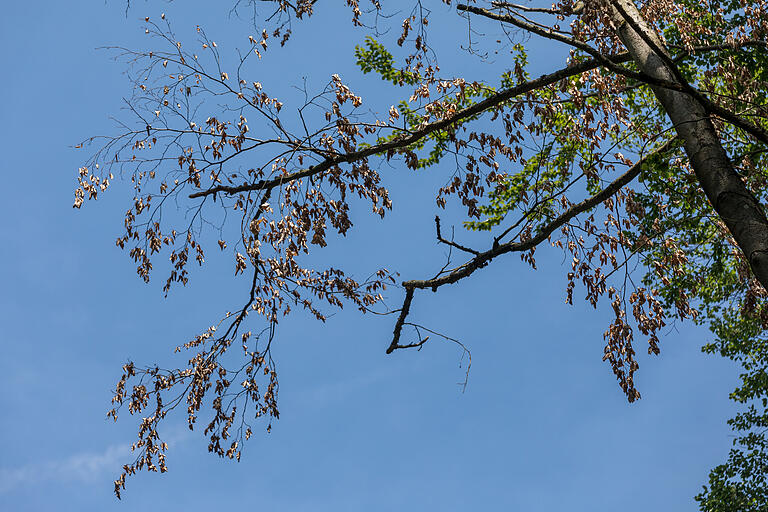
left=491, top=1, right=563, bottom=14
left=387, top=287, right=415, bottom=354
left=435, top=216, right=480, bottom=255
left=388, top=137, right=679, bottom=348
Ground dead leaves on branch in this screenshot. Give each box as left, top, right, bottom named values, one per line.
left=73, top=0, right=768, bottom=497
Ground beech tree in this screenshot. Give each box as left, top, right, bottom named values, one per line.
left=75, top=0, right=767, bottom=507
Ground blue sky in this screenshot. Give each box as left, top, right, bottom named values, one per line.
left=0, top=1, right=742, bottom=510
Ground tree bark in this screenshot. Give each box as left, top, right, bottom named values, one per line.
left=611, top=0, right=768, bottom=290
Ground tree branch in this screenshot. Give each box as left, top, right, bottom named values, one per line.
left=435, top=216, right=480, bottom=255
left=388, top=137, right=678, bottom=349
left=459, top=2, right=768, bottom=146
left=387, top=287, right=415, bottom=353
left=609, top=0, right=768, bottom=146
left=189, top=53, right=632, bottom=200
left=457, top=3, right=599, bottom=56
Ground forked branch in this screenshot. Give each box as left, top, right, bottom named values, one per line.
left=188, top=53, right=632, bottom=200
left=388, top=137, right=678, bottom=352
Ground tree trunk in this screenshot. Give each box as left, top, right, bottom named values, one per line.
left=611, top=0, right=768, bottom=290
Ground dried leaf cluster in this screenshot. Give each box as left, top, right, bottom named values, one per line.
left=75, top=0, right=768, bottom=500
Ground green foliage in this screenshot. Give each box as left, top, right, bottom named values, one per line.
left=355, top=38, right=527, bottom=169
left=633, top=140, right=768, bottom=510
left=355, top=36, right=418, bottom=85
left=635, top=158, right=768, bottom=509
left=696, top=309, right=768, bottom=512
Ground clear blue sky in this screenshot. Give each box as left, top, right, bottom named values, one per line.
left=0, top=1, right=741, bottom=510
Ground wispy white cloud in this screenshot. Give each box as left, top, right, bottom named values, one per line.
left=0, top=427, right=190, bottom=494
left=0, top=444, right=129, bottom=494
